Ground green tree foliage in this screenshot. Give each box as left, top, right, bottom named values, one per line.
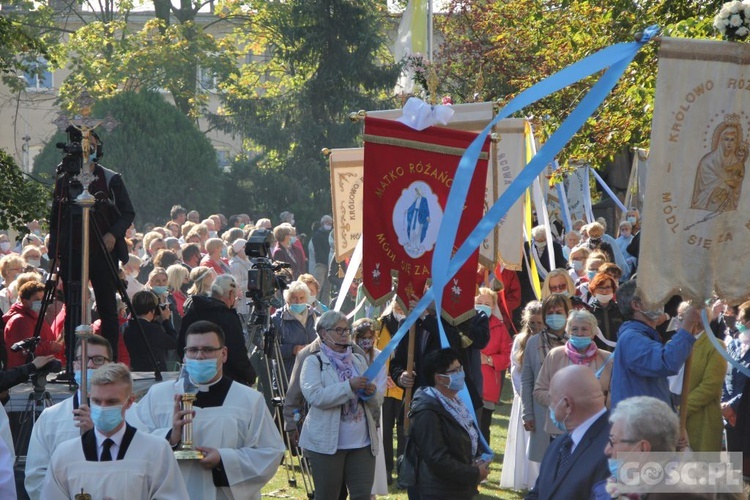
left=0, top=149, right=49, bottom=231
left=216, top=0, right=400, bottom=228
left=34, top=90, right=221, bottom=225
left=435, top=0, right=721, bottom=175
left=0, top=14, right=51, bottom=92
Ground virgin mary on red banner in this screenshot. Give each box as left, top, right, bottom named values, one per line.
left=362, top=117, right=490, bottom=323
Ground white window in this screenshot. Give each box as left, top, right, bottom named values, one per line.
left=23, top=57, right=53, bottom=91
left=198, top=66, right=218, bottom=92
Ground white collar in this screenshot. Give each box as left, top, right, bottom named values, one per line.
left=192, top=375, right=223, bottom=392
left=570, top=406, right=607, bottom=452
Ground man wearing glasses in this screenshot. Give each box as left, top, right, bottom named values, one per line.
left=136, top=320, right=285, bottom=500
left=25, top=335, right=143, bottom=500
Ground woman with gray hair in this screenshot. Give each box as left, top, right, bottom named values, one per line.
left=271, top=280, right=318, bottom=379
left=533, top=309, right=613, bottom=437
left=299, top=310, right=381, bottom=500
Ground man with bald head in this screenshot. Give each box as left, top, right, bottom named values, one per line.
left=526, top=365, right=611, bottom=500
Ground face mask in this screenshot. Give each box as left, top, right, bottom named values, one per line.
left=549, top=398, right=568, bottom=432
left=357, top=338, right=374, bottom=351
left=221, top=247, right=228, bottom=258
left=90, top=404, right=124, bottom=433
left=89, top=152, right=97, bottom=163
left=737, top=324, right=748, bottom=335
left=620, top=230, right=630, bottom=238
left=439, top=370, right=466, bottom=392
left=30, top=300, right=42, bottom=313
left=608, top=458, right=622, bottom=479
left=587, top=271, right=597, bottom=281
left=290, top=219, right=295, bottom=226
left=639, top=302, right=664, bottom=322
left=322, top=224, right=332, bottom=231
left=74, top=368, right=95, bottom=392
left=289, top=303, right=307, bottom=314
left=0, top=242, right=9, bottom=252
left=290, top=236, right=297, bottom=244
left=589, top=237, right=602, bottom=246
left=184, top=358, right=219, bottom=384
left=307, top=295, right=316, bottom=305
left=546, top=313, right=566, bottom=331
left=535, top=240, right=547, bottom=249
left=568, top=336, right=592, bottom=350
left=572, top=260, right=584, bottom=271
left=151, top=285, right=168, bottom=296
left=627, top=216, right=636, bottom=225
left=27, top=259, right=41, bottom=268
left=393, top=312, right=405, bottom=322
left=180, top=282, right=191, bottom=295
left=475, top=304, right=492, bottom=318
left=209, top=231, right=218, bottom=238
left=595, top=293, right=613, bottom=304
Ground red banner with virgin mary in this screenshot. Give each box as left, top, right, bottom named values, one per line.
left=362, top=116, right=490, bottom=323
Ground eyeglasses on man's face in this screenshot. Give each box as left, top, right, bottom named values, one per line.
left=74, top=355, right=109, bottom=366
left=184, top=346, right=223, bottom=358
left=325, top=327, right=351, bottom=336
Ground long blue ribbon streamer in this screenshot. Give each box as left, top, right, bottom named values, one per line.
left=701, top=310, right=750, bottom=378
left=589, top=166, right=628, bottom=213
left=361, top=26, right=659, bottom=457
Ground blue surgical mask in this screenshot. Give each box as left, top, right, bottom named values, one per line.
left=587, top=271, right=597, bottom=281
left=74, top=368, right=95, bottom=392
left=475, top=305, right=492, bottom=318
left=572, top=260, right=584, bottom=271
left=89, top=153, right=97, bottom=163
left=549, top=398, right=568, bottom=432
left=184, top=358, right=219, bottom=384
left=290, top=236, right=297, bottom=244
left=90, top=404, right=124, bottom=433
left=289, top=303, right=307, bottom=314
left=568, top=336, right=592, bottom=350
left=737, top=324, right=748, bottom=335
left=151, top=285, right=168, bottom=296
left=546, top=313, right=566, bottom=331
left=627, top=216, right=636, bottom=225
left=30, top=300, right=42, bottom=313
left=608, top=458, right=621, bottom=479
left=439, top=370, right=466, bottom=392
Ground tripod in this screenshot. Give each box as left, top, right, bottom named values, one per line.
left=249, top=302, right=314, bottom=499
left=13, top=371, right=54, bottom=467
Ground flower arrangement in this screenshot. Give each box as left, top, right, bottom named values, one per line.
left=714, top=0, right=750, bottom=41
left=403, top=53, right=429, bottom=92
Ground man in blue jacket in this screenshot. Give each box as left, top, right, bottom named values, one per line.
left=610, top=280, right=700, bottom=409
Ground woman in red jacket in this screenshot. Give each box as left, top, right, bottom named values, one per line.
left=475, top=287, right=513, bottom=445
left=3, top=281, right=63, bottom=368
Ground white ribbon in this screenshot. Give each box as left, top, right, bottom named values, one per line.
left=396, top=97, right=455, bottom=131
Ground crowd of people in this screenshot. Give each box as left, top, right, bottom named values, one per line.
left=0, top=197, right=748, bottom=499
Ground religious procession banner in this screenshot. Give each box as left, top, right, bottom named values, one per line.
left=640, top=37, right=750, bottom=305
left=328, top=148, right=364, bottom=262
left=362, top=116, right=490, bottom=323
left=483, top=118, right=526, bottom=271
left=565, top=163, right=593, bottom=224
left=624, top=148, right=649, bottom=216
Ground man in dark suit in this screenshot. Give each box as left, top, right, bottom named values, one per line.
left=526, top=364, right=610, bottom=500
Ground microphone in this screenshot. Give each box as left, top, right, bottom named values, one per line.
left=11, top=337, right=41, bottom=352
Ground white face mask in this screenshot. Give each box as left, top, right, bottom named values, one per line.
left=595, top=293, right=613, bottom=304
left=0, top=242, right=10, bottom=252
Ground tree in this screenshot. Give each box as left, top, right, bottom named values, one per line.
left=0, top=149, right=50, bottom=231
left=216, top=0, right=400, bottom=229
left=435, top=0, right=720, bottom=175
left=34, top=90, right=221, bottom=225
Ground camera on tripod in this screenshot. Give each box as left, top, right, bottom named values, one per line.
left=55, top=125, right=102, bottom=175
left=11, top=336, right=62, bottom=392
left=245, top=228, right=291, bottom=304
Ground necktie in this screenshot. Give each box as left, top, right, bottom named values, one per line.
left=101, top=438, right=114, bottom=462
left=555, top=434, right=573, bottom=479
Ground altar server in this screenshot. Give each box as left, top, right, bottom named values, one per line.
left=136, top=320, right=285, bottom=500
left=40, top=363, right=188, bottom=499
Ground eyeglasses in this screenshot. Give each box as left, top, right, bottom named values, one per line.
left=608, top=435, right=639, bottom=447
left=549, top=284, right=568, bottom=292
left=184, top=346, right=223, bottom=357
left=443, top=366, right=464, bottom=375
left=325, top=327, right=351, bottom=336
left=74, top=355, right=110, bottom=366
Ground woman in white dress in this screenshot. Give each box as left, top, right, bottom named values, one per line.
left=500, top=301, right=543, bottom=491
left=353, top=318, right=388, bottom=498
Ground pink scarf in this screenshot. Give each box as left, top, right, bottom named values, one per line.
left=565, top=340, right=598, bottom=365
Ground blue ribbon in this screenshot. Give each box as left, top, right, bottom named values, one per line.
left=589, top=166, right=628, bottom=213
left=361, top=25, right=659, bottom=458
left=701, top=310, right=750, bottom=379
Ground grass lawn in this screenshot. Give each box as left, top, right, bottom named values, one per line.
left=262, top=375, right=528, bottom=499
